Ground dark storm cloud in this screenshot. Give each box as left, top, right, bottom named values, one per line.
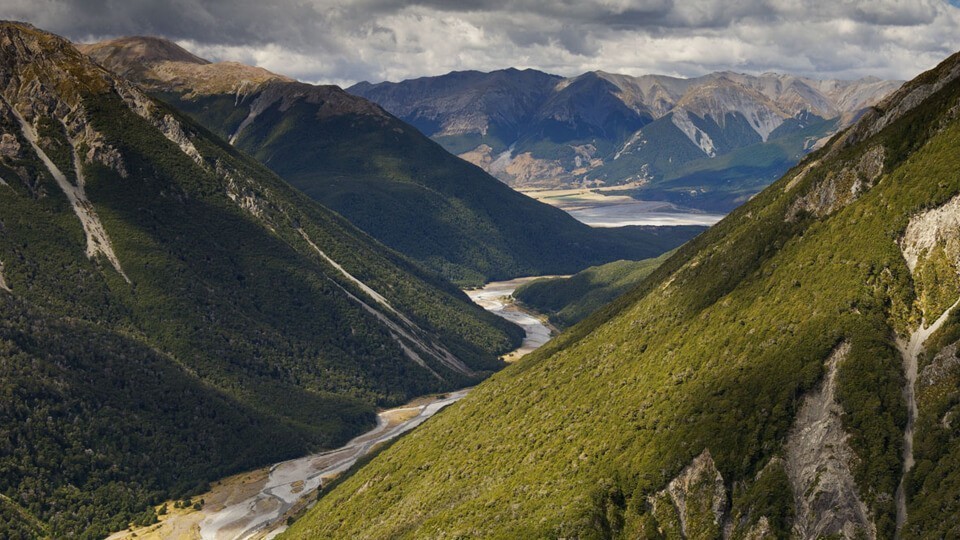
left=3, top=0, right=959, bottom=85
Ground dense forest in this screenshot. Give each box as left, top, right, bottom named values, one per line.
left=81, top=38, right=702, bottom=286
left=0, top=22, right=521, bottom=536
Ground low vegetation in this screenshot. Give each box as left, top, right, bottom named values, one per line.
left=514, top=250, right=674, bottom=328
left=283, top=52, right=960, bottom=539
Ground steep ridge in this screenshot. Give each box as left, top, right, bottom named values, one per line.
left=0, top=22, right=522, bottom=538
left=351, top=69, right=900, bottom=212
left=285, top=50, right=960, bottom=539
left=80, top=38, right=699, bottom=286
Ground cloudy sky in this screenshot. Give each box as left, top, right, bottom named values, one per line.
left=6, top=0, right=960, bottom=86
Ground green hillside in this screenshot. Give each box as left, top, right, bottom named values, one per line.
left=81, top=39, right=701, bottom=286
left=515, top=251, right=673, bottom=328
left=284, top=50, right=960, bottom=539
left=0, top=23, right=521, bottom=538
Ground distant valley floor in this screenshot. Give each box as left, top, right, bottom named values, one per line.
left=522, top=186, right=727, bottom=227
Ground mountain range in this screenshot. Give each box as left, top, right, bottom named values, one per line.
left=0, top=22, right=525, bottom=537
left=350, top=69, right=901, bottom=211
left=286, top=47, right=960, bottom=538
left=79, top=37, right=700, bottom=285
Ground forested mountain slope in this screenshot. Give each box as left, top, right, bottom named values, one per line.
left=285, top=49, right=960, bottom=539
left=514, top=250, right=673, bottom=329
left=80, top=38, right=700, bottom=286
left=0, top=22, right=521, bottom=538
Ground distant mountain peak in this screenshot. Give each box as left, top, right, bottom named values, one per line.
left=77, top=35, right=209, bottom=69
left=78, top=36, right=297, bottom=99
left=351, top=66, right=902, bottom=200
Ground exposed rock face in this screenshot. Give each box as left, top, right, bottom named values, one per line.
left=900, top=193, right=960, bottom=274
left=740, top=516, right=772, bottom=540
left=0, top=258, right=9, bottom=292
left=649, top=449, right=728, bottom=539
left=785, top=343, right=877, bottom=540
left=0, top=24, right=131, bottom=280
left=786, top=145, right=885, bottom=220
left=919, top=343, right=960, bottom=392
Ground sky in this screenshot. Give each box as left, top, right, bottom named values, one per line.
left=5, top=0, right=960, bottom=87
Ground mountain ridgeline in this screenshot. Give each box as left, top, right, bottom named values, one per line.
left=0, top=22, right=525, bottom=537
left=285, top=50, right=960, bottom=538
left=79, top=37, right=701, bottom=286
left=350, top=69, right=900, bottom=212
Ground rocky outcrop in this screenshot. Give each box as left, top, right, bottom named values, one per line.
left=900, top=193, right=960, bottom=274
left=919, top=343, right=960, bottom=392
left=784, top=343, right=877, bottom=540
left=649, top=449, right=728, bottom=539
left=739, top=516, right=772, bottom=540
left=786, top=145, right=885, bottom=220
left=3, top=98, right=130, bottom=282
left=0, top=259, right=10, bottom=292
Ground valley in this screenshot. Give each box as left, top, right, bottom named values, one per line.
left=103, top=276, right=557, bottom=540
left=80, top=37, right=701, bottom=286
left=282, top=47, right=960, bottom=539
left=2, top=5, right=960, bottom=539
left=104, top=390, right=471, bottom=540
left=466, top=277, right=560, bottom=362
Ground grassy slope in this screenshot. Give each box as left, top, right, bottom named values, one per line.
left=155, top=86, right=701, bottom=286
left=0, top=24, right=521, bottom=538
left=514, top=251, right=674, bottom=328
left=283, top=55, right=960, bottom=539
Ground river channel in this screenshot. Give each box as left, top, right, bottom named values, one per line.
left=107, top=277, right=556, bottom=539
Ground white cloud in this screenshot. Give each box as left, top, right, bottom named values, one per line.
left=5, top=0, right=960, bottom=85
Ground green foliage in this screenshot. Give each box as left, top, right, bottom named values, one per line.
left=903, top=308, right=960, bottom=537
left=155, top=88, right=700, bottom=286
left=0, top=30, right=524, bottom=538
left=281, top=53, right=960, bottom=539
left=515, top=250, right=674, bottom=328
left=913, top=245, right=960, bottom=322
left=727, top=459, right=794, bottom=539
